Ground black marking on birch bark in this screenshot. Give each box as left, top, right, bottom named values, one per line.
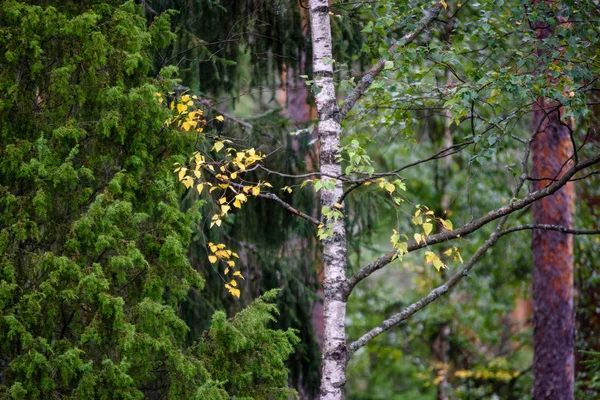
left=313, top=5, right=329, bottom=13
left=324, top=287, right=347, bottom=301
left=314, top=69, right=334, bottom=78
left=320, top=151, right=338, bottom=165
left=318, top=127, right=338, bottom=135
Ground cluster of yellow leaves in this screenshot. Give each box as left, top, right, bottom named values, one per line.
left=454, top=368, right=519, bottom=382
left=424, top=251, right=446, bottom=272
left=155, top=92, right=225, bottom=133
left=366, top=177, right=406, bottom=205
left=389, top=205, right=461, bottom=272
left=174, top=147, right=270, bottom=225
left=207, top=242, right=243, bottom=298
left=390, top=229, right=408, bottom=261
left=412, top=206, right=453, bottom=246
left=164, top=93, right=274, bottom=298
left=443, top=246, right=463, bottom=263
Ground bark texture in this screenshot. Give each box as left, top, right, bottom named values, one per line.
left=309, top=1, right=348, bottom=399
left=531, top=99, right=575, bottom=400
left=532, top=13, right=575, bottom=396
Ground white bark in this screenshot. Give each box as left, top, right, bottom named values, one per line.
left=309, top=1, right=348, bottom=399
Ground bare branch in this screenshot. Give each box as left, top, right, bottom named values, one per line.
left=203, top=166, right=319, bottom=225
left=339, top=2, right=443, bottom=121
left=343, top=152, right=600, bottom=297
left=256, top=192, right=320, bottom=225
left=194, top=97, right=253, bottom=130
left=499, top=224, right=600, bottom=236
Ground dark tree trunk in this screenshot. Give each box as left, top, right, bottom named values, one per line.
left=531, top=4, right=576, bottom=397
left=531, top=66, right=575, bottom=400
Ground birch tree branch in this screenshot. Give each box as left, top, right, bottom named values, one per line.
left=203, top=166, right=320, bottom=225
left=347, top=222, right=600, bottom=353
left=257, top=192, right=320, bottom=225
left=194, top=97, right=253, bottom=130
left=343, top=152, right=600, bottom=297
left=171, top=84, right=253, bottom=130
left=340, top=140, right=472, bottom=202
left=339, top=2, right=443, bottom=121
left=499, top=224, right=600, bottom=236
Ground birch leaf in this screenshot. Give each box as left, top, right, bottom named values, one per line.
left=423, top=223, right=433, bottom=236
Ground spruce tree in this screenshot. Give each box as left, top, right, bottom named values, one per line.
left=0, top=1, right=297, bottom=398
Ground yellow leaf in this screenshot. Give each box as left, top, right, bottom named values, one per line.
left=229, top=287, right=241, bottom=298
left=252, top=186, right=260, bottom=196
left=443, top=248, right=453, bottom=256
left=364, top=181, right=372, bottom=186
left=196, top=183, right=204, bottom=194
left=219, top=197, right=227, bottom=204
left=221, top=205, right=231, bottom=215
left=440, top=0, right=447, bottom=9
left=425, top=251, right=437, bottom=264
left=215, top=115, right=224, bottom=122
left=227, top=260, right=235, bottom=267
left=433, top=259, right=446, bottom=271
left=210, top=216, right=222, bottom=228
left=414, top=233, right=423, bottom=244
left=224, top=267, right=229, bottom=274
left=182, top=176, right=194, bottom=189
left=385, top=182, right=395, bottom=194
left=177, top=103, right=188, bottom=113
left=178, top=168, right=187, bottom=181
left=441, top=219, right=453, bottom=230
left=263, top=182, right=273, bottom=188
left=182, top=121, right=192, bottom=131
left=170, top=100, right=175, bottom=110
left=230, top=171, right=237, bottom=179
left=233, top=271, right=244, bottom=279
left=414, top=209, right=421, bottom=217
left=209, top=243, right=218, bottom=252
left=233, top=199, right=241, bottom=208
left=213, top=141, right=224, bottom=152
left=423, top=223, right=433, bottom=236
left=208, top=255, right=217, bottom=264
left=230, top=279, right=237, bottom=287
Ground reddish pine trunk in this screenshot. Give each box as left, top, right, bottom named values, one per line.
left=531, top=5, right=575, bottom=397
left=531, top=99, right=575, bottom=400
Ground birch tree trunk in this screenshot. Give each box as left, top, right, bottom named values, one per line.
left=309, top=1, right=348, bottom=399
